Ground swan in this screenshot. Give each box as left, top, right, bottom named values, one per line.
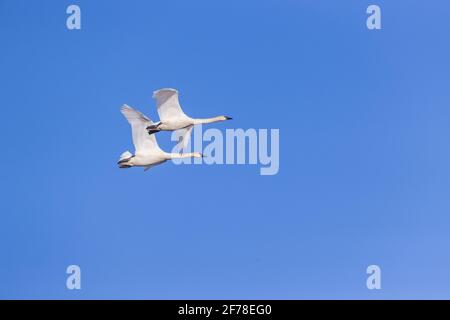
left=146, top=88, right=232, bottom=151
left=118, top=105, right=203, bottom=171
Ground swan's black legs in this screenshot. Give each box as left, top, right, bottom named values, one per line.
left=146, top=123, right=162, bottom=135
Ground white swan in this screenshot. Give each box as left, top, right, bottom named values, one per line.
left=118, top=105, right=203, bottom=171
left=147, top=88, right=232, bottom=151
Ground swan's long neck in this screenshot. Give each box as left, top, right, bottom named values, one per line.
left=168, top=152, right=201, bottom=159
left=193, top=116, right=227, bottom=125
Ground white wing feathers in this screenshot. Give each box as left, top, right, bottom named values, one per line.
left=175, top=125, right=193, bottom=152
left=153, top=88, right=190, bottom=122
left=120, top=105, right=161, bottom=155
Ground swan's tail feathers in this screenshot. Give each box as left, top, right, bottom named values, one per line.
left=118, top=151, right=133, bottom=168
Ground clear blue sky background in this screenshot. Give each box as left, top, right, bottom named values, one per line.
left=1, top=0, right=450, bottom=299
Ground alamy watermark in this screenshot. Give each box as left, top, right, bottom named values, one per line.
left=366, top=5, right=382, bottom=30
left=66, top=265, right=81, bottom=290
left=66, top=4, right=382, bottom=31
left=170, top=125, right=280, bottom=176
left=66, top=5, right=81, bottom=30
left=366, top=265, right=381, bottom=290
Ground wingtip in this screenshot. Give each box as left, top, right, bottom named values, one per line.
left=152, top=88, right=178, bottom=99
left=121, top=104, right=132, bottom=111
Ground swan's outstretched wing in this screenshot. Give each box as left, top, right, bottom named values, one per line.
left=175, top=125, right=193, bottom=152
left=153, top=88, right=190, bottom=122
left=121, top=105, right=161, bottom=155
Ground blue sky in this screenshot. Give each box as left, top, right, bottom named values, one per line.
left=1, top=0, right=450, bottom=299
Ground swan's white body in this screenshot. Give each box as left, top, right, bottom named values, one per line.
left=148, top=88, right=232, bottom=151
left=119, top=105, right=202, bottom=171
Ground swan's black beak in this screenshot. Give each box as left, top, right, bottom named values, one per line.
left=225, top=116, right=232, bottom=120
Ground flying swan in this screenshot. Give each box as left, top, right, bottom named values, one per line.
left=146, top=88, right=232, bottom=152
left=118, top=105, right=203, bottom=171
